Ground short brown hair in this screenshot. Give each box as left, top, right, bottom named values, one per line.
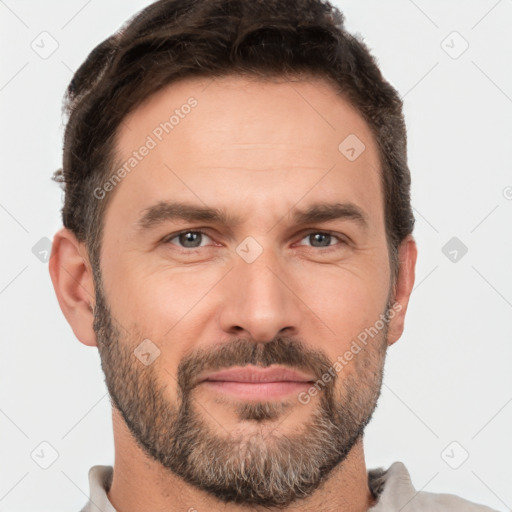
left=53, top=0, right=414, bottom=278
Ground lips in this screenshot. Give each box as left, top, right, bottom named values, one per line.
left=198, top=366, right=315, bottom=400
left=200, top=365, right=315, bottom=384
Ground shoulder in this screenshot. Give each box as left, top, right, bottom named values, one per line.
left=368, top=461, right=501, bottom=512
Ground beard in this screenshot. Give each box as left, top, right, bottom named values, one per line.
left=93, top=270, right=389, bottom=508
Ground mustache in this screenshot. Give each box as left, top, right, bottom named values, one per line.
left=176, top=336, right=335, bottom=393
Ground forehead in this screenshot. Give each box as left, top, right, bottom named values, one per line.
left=106, top=74, right=383, bottom=232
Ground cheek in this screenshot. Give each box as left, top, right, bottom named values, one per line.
left=102, top=267, right=220, bottom=388
left=113, top=263, right=223, bottom=341
left=295, top=260, right=390, bottom=348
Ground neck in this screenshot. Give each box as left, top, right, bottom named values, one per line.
left=107, top=408, right=376, bottom=512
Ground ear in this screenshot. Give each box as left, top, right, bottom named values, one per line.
left=387, top=235, right=417, bottom=346
left=48, top=227, right=98, bottom=347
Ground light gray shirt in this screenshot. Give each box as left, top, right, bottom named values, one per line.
left=80, top=461, right=500, bottom=511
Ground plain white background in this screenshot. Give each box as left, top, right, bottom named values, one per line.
left=0, top=1, right=511, bottom=511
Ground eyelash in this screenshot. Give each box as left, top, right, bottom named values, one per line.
left=162, top=229, right=348, bottom=252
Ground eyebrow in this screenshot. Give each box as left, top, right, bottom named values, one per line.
left=291, top=202, right=368, bottom=229
left=135, top=200, right=369, bottom=232
left=136, top=201, right=242, bottom=231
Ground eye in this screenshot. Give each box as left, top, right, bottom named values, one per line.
left=297, top=231, right=345, bottom=248
left=165, top=230, right=213, bottom=249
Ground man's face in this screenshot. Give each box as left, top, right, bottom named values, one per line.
left=93, top=74, right=395, bottom=507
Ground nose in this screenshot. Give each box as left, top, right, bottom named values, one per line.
left=218, top=247, right=304, bottom=343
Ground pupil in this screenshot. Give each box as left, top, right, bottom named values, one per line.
left=311, top=233, right=330, bottom=247
left=180, top=232, right=201, bottom=247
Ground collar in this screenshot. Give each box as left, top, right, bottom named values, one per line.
left=81, top=465, right=115, bottom=512
left=82, top=461, right=418, bottom=512
left=367, top=461, right=418, bottom=510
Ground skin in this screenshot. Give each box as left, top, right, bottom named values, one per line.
left=49, top=74, right=417, bottom=512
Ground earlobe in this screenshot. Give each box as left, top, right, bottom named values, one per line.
left=387, top=235, right=417, bottom=346
left=48, top=227, right=98, bottom=347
